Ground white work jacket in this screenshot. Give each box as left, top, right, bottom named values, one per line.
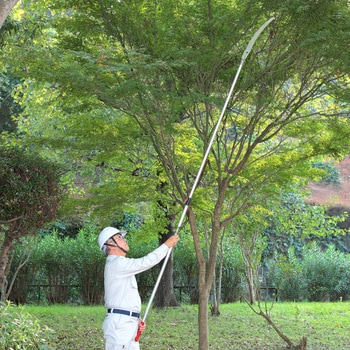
left=104, top=243, right=169, bottom=312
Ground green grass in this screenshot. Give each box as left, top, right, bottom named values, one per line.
left=22, top=302, right=350, bottom=349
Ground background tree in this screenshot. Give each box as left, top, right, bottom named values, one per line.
left=0, top=146, right=65, bottom=302
left=263, top=192, right=348, bottom=260
left=235, top=208, right=269, bottom=305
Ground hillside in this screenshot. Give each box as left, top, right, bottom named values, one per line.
left=307, top=155, right=350, bottom=207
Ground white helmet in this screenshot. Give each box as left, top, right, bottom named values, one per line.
left=98, top=226, right=127, bottom=251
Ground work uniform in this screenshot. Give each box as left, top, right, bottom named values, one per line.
left=102, top=243, right=170, bottom=350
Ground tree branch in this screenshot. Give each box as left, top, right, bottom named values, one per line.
left=0, top=216, right=23, bottom=224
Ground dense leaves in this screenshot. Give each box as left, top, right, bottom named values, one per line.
left=7, top=225, right=350, bottom=305
left=267, top=244, right=350, bottom=302
left=0, top=146, right=64, bottom=235
left=0, top=72, right=22, bottom=132
left=0, top=301, right=55, bottom=349
left=0, top=146, right=65, bottom=301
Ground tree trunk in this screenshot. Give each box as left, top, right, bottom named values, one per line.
left=210, top=269, right=220, bottom=316
left=154, top=210, right=179, bottom=307
left=0, top=234, right=12, bottom=302
left=245, top=264, right=256, bottom=304
left=197, top=276, right=210, bottom=350
left=154, top=249, right=179, bottom=307
left=211, top=234, right=225, bottom=315
left=0, top=0, right=19, bottom=28
left=187, top=207, right=221, bottom=350
left=5, top=246, right=33, bottom=302
left=240, top=231, right=259, bottom=304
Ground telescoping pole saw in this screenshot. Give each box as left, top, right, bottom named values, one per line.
left=135, top=17, right=275, bottom=342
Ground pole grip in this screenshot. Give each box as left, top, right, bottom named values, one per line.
left=135, top=320, right=145, bottom=342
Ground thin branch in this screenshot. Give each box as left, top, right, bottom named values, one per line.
left=0, top=216, right=23, bottom=224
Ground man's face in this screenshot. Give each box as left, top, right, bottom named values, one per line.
left=112, top=233, right=129, bottom=252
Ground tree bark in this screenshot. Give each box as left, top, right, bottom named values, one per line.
left=211, top=233, right=225, bottom=315
left=0, top=234, right=12, bottom=302
left=240, top=231, right=259, bottom=304
left=187, top=206, right=221, bottom=350
left=245, top=265, right=256, bottom=304
left=0, top=0, right=19, bottom=28
left=154, top=210, right=179, bottom=308
left=198, top=284, right=211, bottom=350
left=154, top=249, right=178, bottom=307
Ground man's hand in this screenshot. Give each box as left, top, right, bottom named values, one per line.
left=138, top=319, right=146, bottom=332
left=135, top=319, right=146, bottom=342
left=164, top=235, right=179, bottom=248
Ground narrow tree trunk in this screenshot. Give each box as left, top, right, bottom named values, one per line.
left=240, top=231, right=259, bottom=304
left=154, top=250, right=179, bottom=307
left=0, top=0, right=19, bottom=28
left=154, top=211, right=179, bottom=307
left=0, top=234, right=12, bottom=302
left=245, top=264, right=256, bottom=304
left=197, top=277, right=210, bottom=350
left=187, top=207, right=221, bottom=350
left=0, top=217, right=24, bottom=301
left=248, top=301, right=308, bottom=349
left=211, top=234, right=224, bottom=315
left=4, top=246, right=32, bottom=302
left=210, top=269, right=219, bottom=316
left=210, top=256, right=223, bottom=316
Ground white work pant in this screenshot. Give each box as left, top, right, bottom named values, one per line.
left=103, top=313, right=140, bottom=350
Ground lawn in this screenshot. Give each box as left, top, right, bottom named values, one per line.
left=23, top=302, right=350, bottom=350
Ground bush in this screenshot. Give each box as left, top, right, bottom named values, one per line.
left=0, top=301, right=55, bottom=349
left=8, top=224, right=105, bottom=305
left=266, top=248, right=307, bottom=301
left=7, top=237, right=37, bottom=304
left=266, top=243, right=350, bottom=302
left=0, top=146, right=65, bottom=302
left=312, top=161, right=341, bottom=184
left=71, top=225, right=105, bottom=305
left=303, top=244, right=350, bottom=301
left=173, top=237, right=199, bottom=304
left=0, top=146, right=64, bottom=228
left=220, top=244, right=245, bottom=302
left=34, top=232, right=77, bottom=304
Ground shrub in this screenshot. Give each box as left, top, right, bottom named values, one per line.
left=173, top=237, right=199, bottom=304
left=71, top=225, right=105, bottom=305
left=0, top=146, right=65, bottom=302
left=266, top=243, right=350, bottom=302
left=303, top=243, right=350, bottom=301
left=312, top=161, right=341, bottom=184
left=220, top=244, right=245, bottom=302
left=8, top=224, right=105, bottom=305
left=0, top=301, right=55, bottom=349
left=7, top=237, right=37, bottom=304
left=35, top=232, right=76, bottom=304
left=266, top=247, right=307, bottom=301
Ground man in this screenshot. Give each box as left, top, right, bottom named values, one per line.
left=98, top=226, right=179, bottom=350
